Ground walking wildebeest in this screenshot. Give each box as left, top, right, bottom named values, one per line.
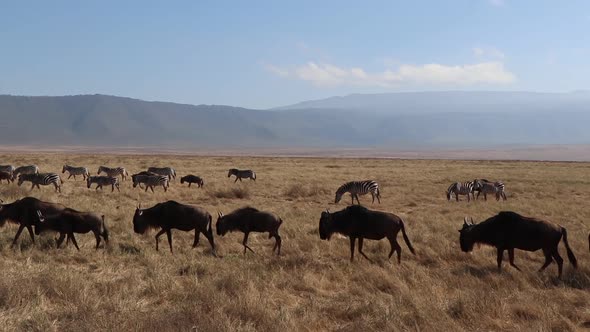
left=180, top=175, right=204, bottom=188
left=216, top=207, right=282, bottom=255
left=319, top=205, right=415, bottom=263
left=0, top=197, right=65, bottom=247
left=0, top=171, right=13, bottom=184
left=133, top=201, right=215, bottom=254
left=35, top=209, right=109, bottom=250
left=458, top=212, right=578, bottom=278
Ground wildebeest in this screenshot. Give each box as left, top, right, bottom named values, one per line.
left=319, top=205, right=415, bottom=263
left=147, top=167, right=176, bottom=181
left=0, top=171, right=13, bottom=184
left=0, top=197, right=65, bottom=247
left=180, top=174, right=204, bottom=188
left=458, top=212, right=577, bottom=278
left=216, top=207, right=282, bottom=255
left=133, top=201, right=215, bottom=254
left=35, top=209, right=109, bottom=250
left=87, top=176, right=120, bottom=192
left=227, top=169, right=256, bottom=183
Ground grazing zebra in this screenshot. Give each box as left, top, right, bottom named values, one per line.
left=62, top=165, right=89, bottom=180
left=98, top=166, right=128, bottom=181
left=18, top=173, right=62, bottom=193
left=180, top=174, right=204, bottom=188
left=12, top=165, right=39, bottom=180
left=0, top=165, right=15, bottom=175
left=228, top=168, right=256, bottom=183
left=473, top=179, right=507, bottom=201
left=446, top=181, right=474, bottom=202
left=132, top=174, right=169, bottom=193
left=147, top=167, right=176, bottom=181
left=335, top=180, right=381, bottom=205
left=87, top=176, right=120, bottom=192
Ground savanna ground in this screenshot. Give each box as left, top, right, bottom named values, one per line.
left=0, top=154, right=589, bottom=331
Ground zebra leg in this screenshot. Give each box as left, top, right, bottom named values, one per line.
left=30, top=183, right=35, bottom=191
left=68, top=174, right=73, bottom=179
left=377, top=193, right=381, bottom=204
left=234, top=177, right=238, bottom=183
left=116, top=183, right=120, bottom=192
left=150, top=186, right=155, bottom=193
left=73, top=175, right=76, bottom=180
left=188, top=183, right=191, bottom=188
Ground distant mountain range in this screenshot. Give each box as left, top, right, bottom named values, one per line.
left=1, top=91, right=590, bottom=149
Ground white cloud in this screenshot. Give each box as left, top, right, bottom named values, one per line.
left=263, top=63, right=290, bottom=77
left=489, top=0, right=505, bottom=6
left=266, top=61, right=516, bottom=87
left=473, top=47, right=505, bottom=59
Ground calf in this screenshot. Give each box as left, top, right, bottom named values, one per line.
left=133, top=201, right=215, bottom=254
left=216, top=207, right=282, bottom=255
left=180, top=175, right=204, bottom=188
left=459, top=212, right=577, bottom=278
left=319, top=205, right=415, bottom=263
left=35, top=209, right=109, bottom=250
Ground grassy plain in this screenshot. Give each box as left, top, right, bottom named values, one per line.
left=0, top=154, right=589, bottom=331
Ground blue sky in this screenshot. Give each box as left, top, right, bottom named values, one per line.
left=1, top=1, right=589, bottom=109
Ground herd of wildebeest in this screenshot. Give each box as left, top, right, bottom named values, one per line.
left=0, top=162, right=589, bottom=279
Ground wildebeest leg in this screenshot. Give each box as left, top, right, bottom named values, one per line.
left=188, top=183, right=191, bottom=187
left=508, top=249, right=521, bottom=271
left=56, top=233, right=66, bottom=248
left=30, top=183, right=35, bottom=191
left=388, top=237, right=402, bottom=264
left=551, top=248, right=564, bottom=278
left=192, top=230, right=201, bottom=247
left=242, top=232, right=254, bottom=254
left=154, top=229, right=167, bottom=251
left=94, top=231, right=101, bottom=249
left=497, top=248, right=504, bottom=272
left=70, top=233, right=80, bottom=251
left=11, top=224, right=27, bottom=247
left=271, top=232, right=281, bottom=255
left=166, top=230, right=173, bottom=253
left=349, top=237, right=356, bottom=261
left=357, top=238, right=373, bottom=263
left=538, top=248, right=553, bottom=272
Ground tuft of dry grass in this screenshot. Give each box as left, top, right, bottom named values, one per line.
left=0, top=154, right=589, bottom=331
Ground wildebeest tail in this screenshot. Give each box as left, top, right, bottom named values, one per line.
left=561, top=227, right=577, bottom=268
left=400, top=219, right=415, bottom=255
left=101, top=215, right=109, bottom=242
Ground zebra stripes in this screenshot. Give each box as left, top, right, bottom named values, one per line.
left=98, top=166, right=128, bottom=181
left=87, top=176, right=120, bottom=192
left=18, top=173, right=62, bottom=193
left=335, top=180, right=381, bottom=205
left=228, top=168, right=256, bottom=183
left=473, top=179, right=507, bottom=201
left=13, top=165, right=39, bottom=180
left=62, top=165, right=89, bottom=180
left=147, top=167, right=176, bottom=180
left=446, top=181, right=474, bottom=202
left=132, top=174, right=169, bottom=193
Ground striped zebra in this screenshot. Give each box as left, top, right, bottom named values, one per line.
left=335, top=180, right=381, bottom=205
left=147, top=167, right=176, bottom=181
left=98, top=166, right=128, bottom=181
left=62, top=165, right=89, bottom=180
left=0, top=165, right=15, bottom=175
left=132, top=174, right=169, bottom=193
left=18, top=173, right=62, bottom=193
left=87, top=176, right=120, bottom=192
left=228, top=168, right=256, bottom=183
left=473, top=179, right=507, bottom=201
left=446, top=181, right=474, bottom=202
left=12, top=165, right=39, bottom=180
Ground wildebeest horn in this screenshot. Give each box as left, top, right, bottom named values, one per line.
left=470, top=217, right=474, bottom=225
left=463, top=217, right=469, bottom=226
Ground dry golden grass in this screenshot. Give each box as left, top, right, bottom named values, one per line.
left=0, top=154, right=589, bottom=331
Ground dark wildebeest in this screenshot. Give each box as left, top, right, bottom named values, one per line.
left=180, top=175, right=204, bottom=188
left=0, top=197, right=65, bottom=247
left=227, top=169, right=256, bottom=183
left=319, top=205, right=415, bottom=263
left=131, top=171, right=158, bottom=189
left=35, top=209, right=109, bottom=250
left=133, top=201, right=215, bottom=254
left=216, top=207, right=282, bottom=255
left=0, top=171, right=13, bottom=184
left=459, top=212, right=577, bottom=278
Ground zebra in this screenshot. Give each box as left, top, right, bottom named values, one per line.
left=228, top=168, right=256, bottom=183
left=473, top=179, right=507, bottom=201
left=98, top=166, right=128, bottom=181
left=62, top=165, right=89, bottom=180
left=18, top=173, right=62, bottom=193
left=335, top=180, right=381, bottom=205
left=446, top=181, right=474, bottom=202
left=132, top=174, right=169, bottom=193
left=12, top=165, right=39, bottom=180
left=147, top=167, right=176, bottom=181
left=87, top=176, right=120, bottom=192
left=0, top=165, right=15, bottom=175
